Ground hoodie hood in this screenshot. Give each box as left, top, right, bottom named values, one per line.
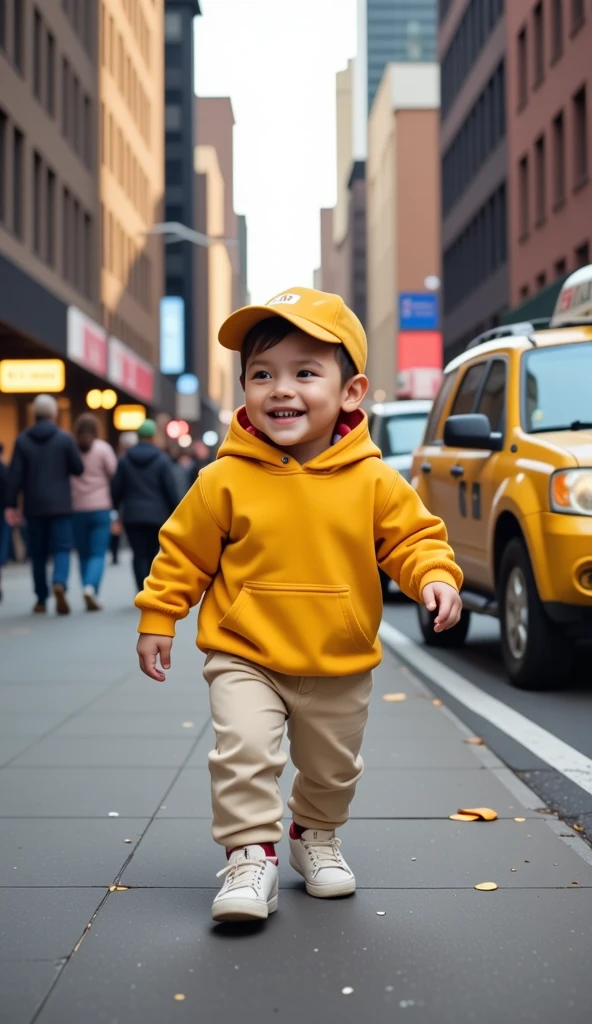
left=127, top=443, right=163, bottom=466
left=217, top=407, right=381, bottom=471
left=27, top=420, right=58, bottom=444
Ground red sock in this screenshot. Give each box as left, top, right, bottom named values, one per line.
left=289, top=822, right=306, bottom=840
left=227, top=842, right=277, bottom=860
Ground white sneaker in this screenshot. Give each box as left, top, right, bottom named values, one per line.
left=83, top=585, right=102, bottom=611
left=211, top=845, right=279, bottom=922
left=289, top=829, right=356, bottom=898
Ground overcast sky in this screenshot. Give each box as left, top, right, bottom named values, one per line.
left=194, top=0, right=357, bottom=303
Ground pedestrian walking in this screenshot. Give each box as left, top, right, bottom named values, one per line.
left=109, top=431, right=138, bottom=565
left=71, top=414, right=118, bottom=611
left=135, top=286, right=464, bottom=924
left=0, top=443, right=9, bottom=602
left=5, top=394, right=83, bottom=615
left=111, top=419, right=178, bottom=594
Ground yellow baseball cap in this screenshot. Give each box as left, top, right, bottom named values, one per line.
left=218, top=286, right=367, bottom=374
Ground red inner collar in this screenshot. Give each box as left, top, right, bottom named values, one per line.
left=238, top=407, right=363, bottom=442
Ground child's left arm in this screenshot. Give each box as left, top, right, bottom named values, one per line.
left=374, top=471, right=463, bottom=622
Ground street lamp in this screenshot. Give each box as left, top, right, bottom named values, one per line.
left=142, top=222, right=238, bottom=248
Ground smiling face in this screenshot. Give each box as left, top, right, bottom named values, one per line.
left=243, top=329, right=368, bottom=464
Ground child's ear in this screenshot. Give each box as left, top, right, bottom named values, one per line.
left=341, top=374, right=369, bottom=411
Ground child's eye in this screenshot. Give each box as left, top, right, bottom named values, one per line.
left=252, top=370, right=271, bottom=380
left=297, top=369, right=317, bottom=378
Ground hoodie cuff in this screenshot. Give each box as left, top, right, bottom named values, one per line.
left=419, top=569, right=461, bottom=596
left=137, top=611, right=177, bottom=637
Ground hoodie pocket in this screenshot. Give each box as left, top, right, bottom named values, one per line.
left=219, top=582, right=374, bottom=668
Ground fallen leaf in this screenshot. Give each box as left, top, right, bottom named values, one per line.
left=571, top=881, right=579, bottom=886
left=108, top=812, right=119, bottom=818
left=450, top=813, right=479, bottom=822
left=458, top=807, right=498, bottom=821
left=514, top=817, right=526, bottom=822
left=432, top=698, right=443, bottom=706
left=342, top=987, right=354, bottom=995
left=376, top=910, right=386, bottom=916
left=115, top=885, right=128, bottom=891
left=174, top=994, right=186, bottom=1001
left=573, top=824, right=584, bottom=832
left=511, top=868, right=517, bottom=872
left=475, top=882, right=498, bottom=891
left=124, top=839, right=133, bottom=844
left=464, top=737, right=484, bottom=746
left=109, top=885, right=116, bottom=892
left=382, top=693, right=407, bottom=702
left=181, top=721, right=194, bottom=728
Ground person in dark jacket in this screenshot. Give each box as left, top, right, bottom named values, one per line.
left=111, top=418, right=178, bottom=593
left=0, top=443, right=9, bottom=602
left=5, top=394, right=84, bottom=614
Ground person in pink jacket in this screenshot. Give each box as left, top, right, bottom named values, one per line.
left=71, top=414, right=117, bottom=610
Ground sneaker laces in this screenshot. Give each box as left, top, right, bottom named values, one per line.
left=302, top=837, right=346, bottom=873
left=216, top=857, right=268, bottom=894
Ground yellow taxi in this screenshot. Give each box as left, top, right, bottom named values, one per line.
left=411, top=265, right=592, bottom=689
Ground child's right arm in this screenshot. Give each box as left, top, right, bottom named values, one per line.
left=135, top=473, right=227, bottom=675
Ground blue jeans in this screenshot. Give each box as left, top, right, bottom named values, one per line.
left=27, top=516, right=73, bottom=604
left=0, top=520, right=10, bottom=566
left=72, top=510, right=112, bottom=593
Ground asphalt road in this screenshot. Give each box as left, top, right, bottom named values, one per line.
left=382, top=595, right=592, bottom=839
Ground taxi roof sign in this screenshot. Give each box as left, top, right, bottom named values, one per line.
left=551, top=263, right=592, bottom=326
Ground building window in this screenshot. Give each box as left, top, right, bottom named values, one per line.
left=83, top=95, right=91, bottom=168
left=33, top=151, right=43, bottom=255
left=62, top=59, right=70, bottom=139
left=0, top=0, right=6, bottom=51
left=13, top=127, right=24, bottom=238
left=534, top=134, right=546, bottom=226
left=165, top=11, right=183, bottom=41
left=13, top=0, right=24, bottom=73
left=83, top=214, right=92, bottom=296
left=573, top=86, right=588, bottom=188
left=72, top=75, right=80, bottom=154
left=0, top=109, right=6, bottom=224
left=555, top=257, right=567, bottom=277
left=62, top=188, right=70, bottom=281
left=517, top=27, right=528, bottom=109
left=552, top=111, right=566, bottom=208
left=533, top=3, right=545, bottom=86
left=575, top=241, right=590, bottom=268
left=46, top=167, right=55, bottom=266
left=165, top=104, right=182, bottom=132
left=551, top=0, right=563, bottom=61
left=536, top=272, right=547, bottom=291
left=520, top=285, right=530, bottom=301
left=34, top=9, right=43, bottom=100
left=571, top=0, right=585, bottom=34
left=73, top=199, right=81, bottom=291
left=519, top=155, right=530, bottom=239
left=47, top=32, right=55, bottom=116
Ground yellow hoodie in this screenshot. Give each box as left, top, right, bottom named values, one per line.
left=136, top=409, right=463, bottom=676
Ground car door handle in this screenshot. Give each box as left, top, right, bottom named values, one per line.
left=450, top=464, right=464, bottom=478
left=420, top=461, right=432, bottom=474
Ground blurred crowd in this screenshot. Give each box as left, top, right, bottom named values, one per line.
left=0, top=394, right=213, bottom=614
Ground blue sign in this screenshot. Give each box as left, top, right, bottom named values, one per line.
left=160, top=296, right=185, bottom=375
left=399, top=292, right=439, bottom=330
left=176, top=373, right=199, bottom=395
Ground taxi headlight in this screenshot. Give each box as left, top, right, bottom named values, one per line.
left=551, top=470, right=592, bottom=516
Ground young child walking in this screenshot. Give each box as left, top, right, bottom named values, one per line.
left=136, top=287, right=463, bottom=923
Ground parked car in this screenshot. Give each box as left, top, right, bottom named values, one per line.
left=368, top=399, right=432, bottom=600
left=411, top=264, right=592, bottom=690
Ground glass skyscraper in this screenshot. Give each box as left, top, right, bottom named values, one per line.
left=366, top=0, right=437, bottom=111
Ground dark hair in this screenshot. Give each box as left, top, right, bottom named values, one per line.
left=74, top=413, right=99, bottom=453
left=240, top=316, right=357, bottom=384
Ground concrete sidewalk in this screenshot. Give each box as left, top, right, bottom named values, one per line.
left=1, top=559, right=592, bottom=1023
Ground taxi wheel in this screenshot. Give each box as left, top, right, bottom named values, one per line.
left=417, top=603, right=471, bottom=648
left=499, top=539, right=574, bottom=690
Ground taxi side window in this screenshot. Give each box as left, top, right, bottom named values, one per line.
left=449, top=363, right=488, bottom=417
left=476, top=360, right=506, bottom=433
left=424, top=370, right=459, bottom=442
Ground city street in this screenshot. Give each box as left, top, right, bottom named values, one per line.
left=2, top=560, right=592, bottom=1023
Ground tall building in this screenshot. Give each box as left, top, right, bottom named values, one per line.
left=360, top=0, right=438, bottom=115
left=366, top=63, right=441, bottom=401
left=162, top=0, right=201, bottom=381
left=0, top=1, right=171, bottom=455
left=504, top=0, right=591, bottom=317
left=439, top=0, right=507, bottom=359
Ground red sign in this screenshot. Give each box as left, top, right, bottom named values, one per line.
left=67, top=307, right=108, bottom=376
left=108, top=337, right=154, bottom=403
left=396, top=331, right=443, bottom=399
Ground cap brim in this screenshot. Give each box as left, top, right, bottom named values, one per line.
left=218, top=305, right=341, bottom=351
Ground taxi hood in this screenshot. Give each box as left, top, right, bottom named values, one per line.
left=534, top=429, right=592, bottom=466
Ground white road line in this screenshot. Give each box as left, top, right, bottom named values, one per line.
left=379, top=620, right=592, bottom=797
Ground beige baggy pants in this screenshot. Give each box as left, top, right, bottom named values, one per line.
left=203, top=651, right=374, bottom=848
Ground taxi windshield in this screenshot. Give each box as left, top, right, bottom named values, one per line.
left=522, top=342, right=592, bottom=433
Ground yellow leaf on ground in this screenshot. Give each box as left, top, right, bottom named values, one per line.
left=174, top=994, right=186, bottom=1001
left=573, top=824, right=584, bottom=832
left=464, top=737, right=484, bottom=745
left=475, top=882, right=498, bottom=891
left=514, top=817, right=526, bottom=822
left=432, top=699, right=443, bottom=706
left=450, top=813, right=479, bottom=822
left=458, top=807, right=498, bottom=821
left=382, top=693, right=407, bottom=702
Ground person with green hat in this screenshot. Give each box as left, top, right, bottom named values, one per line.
left=111, top=420, right=178, bottom=593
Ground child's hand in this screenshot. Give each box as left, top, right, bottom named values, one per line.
left=137, top=634, right=172, bottom=682
left=422, top=582, right=462, bottom=633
